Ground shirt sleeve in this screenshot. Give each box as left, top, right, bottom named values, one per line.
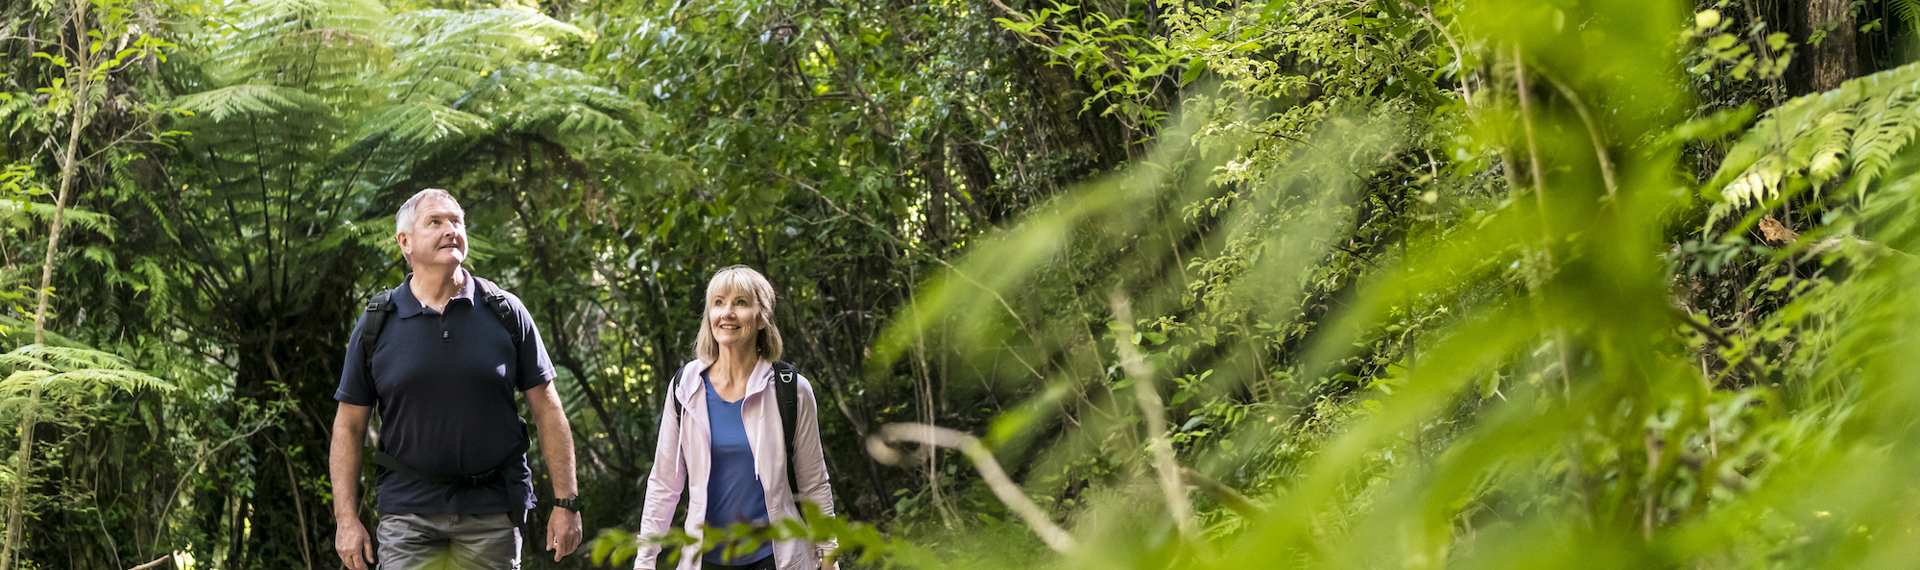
left=636, top=377, right=688, bottom=569
left=793, top=374, right=839, bottom=561
left=507, top=291, right=558, bottom=391
left=334, top=311, right=377, bottom=406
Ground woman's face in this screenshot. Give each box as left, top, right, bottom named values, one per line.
left=707, top=285, right=761, bottom=354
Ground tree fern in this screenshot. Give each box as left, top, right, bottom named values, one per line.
left=170, top=0, right=626, bottom=205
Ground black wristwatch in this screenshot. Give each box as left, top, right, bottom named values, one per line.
left=552, top=494, right=582, bottom=513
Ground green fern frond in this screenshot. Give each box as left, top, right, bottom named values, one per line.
left=1806, top=108, right=1854, bottom=185
left=1893, top=0, right=1920, bottom=36
left=0, top=394, right=31, bottom=419
left=0, top=345, right=173, bottom=401
left=358, top=102, right=493, bottom=146
left=381, top=9, right=583, bottom=98
left=171, top=84, right=327, bottom=122
left=0, top=202, right=113, bottom=237
left=1709, top=62, right=1920, bottom=209
left=385, top=9, right=581, bottom=51
left=36, top=369, right=175, bottom=395
left=131, top=257, right=174, bottom=319
left=1723, top=154, right=1784, bottom=209
left=458, top=63, right=637, bottom=144
left=203, top=0, right=390, bottom=102
left=81, top=246, right=116, bottom=268
left=237, top=0, right=388, bottom=35
left=0, top=345, right=135, bottom=373
left=0, top=370, right=51, bottom=390
left=0, top=96, right=28, bottom=128
left=1852, top=87, right=1920, bottom=189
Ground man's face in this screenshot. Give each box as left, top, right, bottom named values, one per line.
left=398, top=197, right=468, bottom=269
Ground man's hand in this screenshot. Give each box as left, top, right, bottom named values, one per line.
left=820, top=557, right=840, bottom=570
left=335, top=518, right=376, bottom=570
left=331, top=403, right=375, bottom=570
left=527, top=383, right=581, bottom=561
left=546, top=507, right=582, bottom=561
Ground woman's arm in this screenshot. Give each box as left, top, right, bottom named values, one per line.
left=793, top=375, right=839, bottom=564
left=635, top=379, right=687, bottom=569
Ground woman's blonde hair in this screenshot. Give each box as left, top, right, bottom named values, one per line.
left=694, top=265, right=784, bottom=362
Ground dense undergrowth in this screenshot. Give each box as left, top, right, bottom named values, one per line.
left=9, top=0, right=1920, bottom=568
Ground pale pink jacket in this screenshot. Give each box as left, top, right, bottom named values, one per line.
left=635, top=359, right=837, bottom=570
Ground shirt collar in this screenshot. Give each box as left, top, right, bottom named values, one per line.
left=680, top=359, right=772, bottom=401
left=393, top=268, right=476, bottom=318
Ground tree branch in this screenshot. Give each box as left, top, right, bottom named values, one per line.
left=867, top=422, right=1076, bottom=553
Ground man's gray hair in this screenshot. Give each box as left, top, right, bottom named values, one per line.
left=396, top=189, right=461, bottom=235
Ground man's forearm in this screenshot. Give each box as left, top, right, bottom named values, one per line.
left=331, top=443, right=362, bottom=519
left=331, top=407, right=370, bottom=521
left=535, top=407, right=577, bottom=497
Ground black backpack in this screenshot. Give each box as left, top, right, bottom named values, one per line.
left=669, top=361, right=804, bottom=501
left=356, top=275, right=529, bottom=495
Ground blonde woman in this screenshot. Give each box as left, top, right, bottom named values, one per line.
left=636, top=265, right=839, bottom=570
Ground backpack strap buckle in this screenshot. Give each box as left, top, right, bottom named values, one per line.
left=457, top=469, right=502, bottom=489
left=771, top=361, right=801, bottom=501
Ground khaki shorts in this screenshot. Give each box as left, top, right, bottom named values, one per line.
left=377, top=513, right=521, bottom=570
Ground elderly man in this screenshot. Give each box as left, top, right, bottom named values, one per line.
left=329, top=188, right=583, bottom=569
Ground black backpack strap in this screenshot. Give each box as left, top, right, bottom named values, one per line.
left=469, top=275, right=524, bottom=346
left=359, top=289, right=398, bottom=373
left=772, top=361, right=800, bottom=503
left=373, top=447, right=523, bottom=504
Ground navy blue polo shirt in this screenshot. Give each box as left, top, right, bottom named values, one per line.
left=335, top=269, right=556, bottom=515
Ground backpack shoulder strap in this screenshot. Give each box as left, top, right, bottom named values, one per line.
left=772, top=361, right=800, bottom=503
left=359, top=288, right=398, bottom=368
left=468, top=275, right=523, bottom=346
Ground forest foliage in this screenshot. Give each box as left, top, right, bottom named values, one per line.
left=8, top=0, right=1920, bottom=568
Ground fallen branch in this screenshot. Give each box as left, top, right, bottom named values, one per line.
left=1109, top=292, right=1193, bottom=537
left=867, top=422, right=1076, bottom=553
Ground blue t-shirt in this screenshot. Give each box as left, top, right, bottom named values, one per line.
left=334, top=271, right=556, bottom=515
left=703, top=370, right=773, bottom=565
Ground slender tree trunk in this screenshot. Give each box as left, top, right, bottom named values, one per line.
left=0, top=383, right=34, bottom=570
left=3, top=4, right=90, bottom=565
left=1808, top=0, right=1858, bottom=92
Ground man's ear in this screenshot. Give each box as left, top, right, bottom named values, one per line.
left=396, top=231, right=411, bottom=259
